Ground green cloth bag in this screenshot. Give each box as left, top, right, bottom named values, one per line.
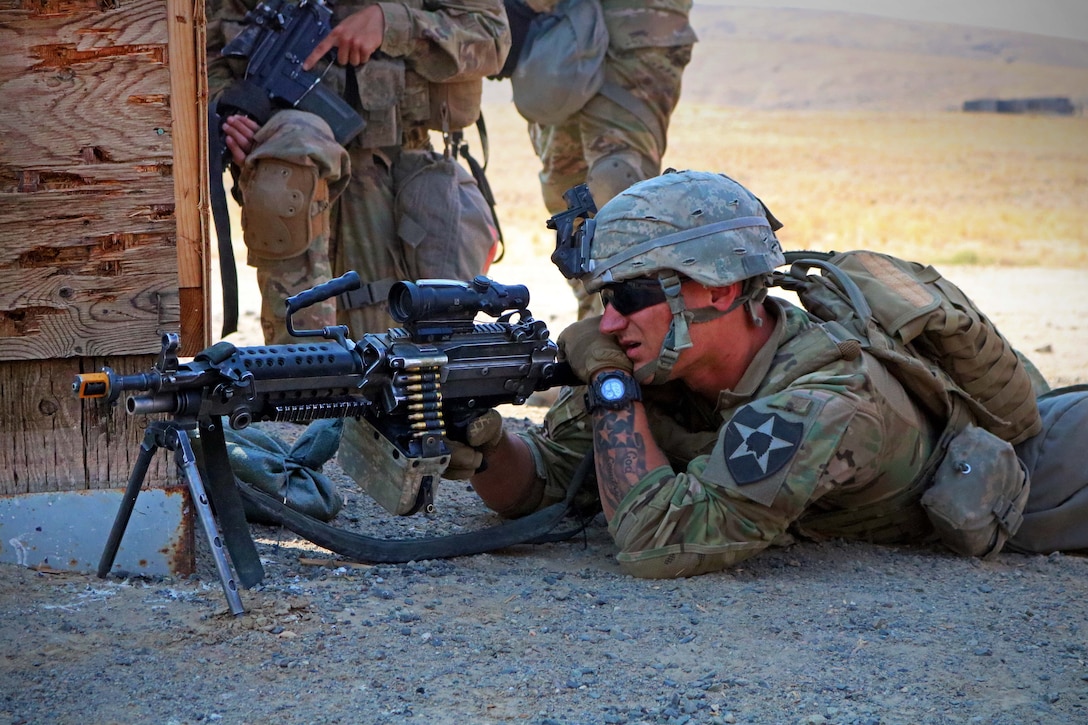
left=224, top=419, right=345, bottom=524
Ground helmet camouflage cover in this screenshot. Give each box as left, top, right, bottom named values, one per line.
left=582, top=170, right=785, bottom=293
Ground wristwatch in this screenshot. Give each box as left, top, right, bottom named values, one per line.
left=585, top=370, right=641, bottom=413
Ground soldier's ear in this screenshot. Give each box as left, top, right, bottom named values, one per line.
left=706, top=282, right=743, bottom=311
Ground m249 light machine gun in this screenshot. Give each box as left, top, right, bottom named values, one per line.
left=74, top=273, right=574, bottom=614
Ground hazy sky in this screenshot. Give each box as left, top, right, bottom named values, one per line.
left=701, top=0, right=1088, bottom=42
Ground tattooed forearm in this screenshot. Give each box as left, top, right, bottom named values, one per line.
left=593, top=406, right=652, bottom=517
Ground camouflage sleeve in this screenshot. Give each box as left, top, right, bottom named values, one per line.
left=607, top=386, right=888, bottom=579
left=519, top=386, right=597, bottom=508
left=377, top=0, right=511, bottom=82
left=206, top=0, right=256, bottom=97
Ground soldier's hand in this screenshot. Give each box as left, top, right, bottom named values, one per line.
left=222, top=114, right=261, bottom=166
left=443, top=410, right=505, bottom=480
left=557, top=316, right=633, bottom=382
left=304, top=5, right=385, bottom=70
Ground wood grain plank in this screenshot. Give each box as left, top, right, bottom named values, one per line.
left=0, top=356, right=172, bottom=494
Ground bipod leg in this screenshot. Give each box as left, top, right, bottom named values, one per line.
left=97, top=421, right=163, bottom=579
left=172, top=426, right=246, bottom=616
left=197, top=419, right=264, bottom=589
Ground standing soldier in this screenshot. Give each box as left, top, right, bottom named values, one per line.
left=207, top=0, right=510, bottom=342
left=504, top=0, right=696, bottom=319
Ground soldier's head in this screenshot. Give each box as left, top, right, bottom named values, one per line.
left=576, top=169, right=784, bottom=383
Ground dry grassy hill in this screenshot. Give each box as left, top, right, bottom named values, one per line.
left=683, top=4, right=1088, bottom=111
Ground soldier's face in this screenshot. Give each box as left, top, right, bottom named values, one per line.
left=599, top=279, right=713, bottom=376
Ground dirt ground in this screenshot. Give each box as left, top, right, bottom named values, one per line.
left=1, top=265, right=1086, bottom=725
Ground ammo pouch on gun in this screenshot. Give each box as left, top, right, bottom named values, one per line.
left=338, top=416, right=448, bottom=516
left=921, top=424, right=1029, bottom=558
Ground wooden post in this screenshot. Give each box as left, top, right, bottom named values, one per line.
left=0, top=0, right=209, bottom=574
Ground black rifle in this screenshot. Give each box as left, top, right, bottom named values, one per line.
left=74, top=273, right=577, bottom=614
left=217, top=0, right=365, bottom=145
left=210, top=0, right=365, bottom=337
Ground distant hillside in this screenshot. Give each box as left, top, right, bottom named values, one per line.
left=485, top=4, right=1088, bottom=112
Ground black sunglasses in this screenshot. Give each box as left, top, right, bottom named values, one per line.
left=600, top=278, right=668, bottom=316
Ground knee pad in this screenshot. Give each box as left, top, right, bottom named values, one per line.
left=241, top=159, right=329, bottom=260
left=586, top=153, right=655, bottom=208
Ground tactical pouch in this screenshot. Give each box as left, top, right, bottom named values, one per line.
left=511, top=0, right=608, bottom=125
left=427, top=78, right=483, bottom=133
left=354, top=56, right=405, bottom=149
left=921, top=423, right=1029, bottom=558
left=392, top=149, right=497, bottom=280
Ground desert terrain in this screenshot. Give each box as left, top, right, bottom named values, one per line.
left=2, top=5, right=1087, bottom=724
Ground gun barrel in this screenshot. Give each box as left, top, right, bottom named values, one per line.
left=127, top=394, right=181, bottom=416
left=72, top=369, right=160, bottom=403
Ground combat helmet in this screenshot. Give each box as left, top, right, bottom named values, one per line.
left=578, top=169, right=784, bottom=383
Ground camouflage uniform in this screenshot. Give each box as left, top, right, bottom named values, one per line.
left=521, top=297, right=939, bottom=578
left=523, top=0, right=696, bottom=318
left=208, top=0, right=509, bottom=342
left=493, top=169, right=1066, bottom=577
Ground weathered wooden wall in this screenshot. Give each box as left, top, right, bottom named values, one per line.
left=0, top=0, right=208, bottom=496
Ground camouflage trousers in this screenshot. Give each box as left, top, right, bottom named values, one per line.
left=530, top=44, right=692, bottom=318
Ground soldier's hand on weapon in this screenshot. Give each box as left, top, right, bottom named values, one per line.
left=303, top=5, right=385, bottom=70
left=221, top=114, right=262, bottom=166
left=557, top=316, right=634, bottom=382
left=443, top=410, right=506, bottom=480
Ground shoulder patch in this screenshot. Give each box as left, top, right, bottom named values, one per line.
left=723, top=405, right=803, bottom=485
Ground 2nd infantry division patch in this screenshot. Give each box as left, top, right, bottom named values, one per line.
left=723, top=406, right=803, bottom=485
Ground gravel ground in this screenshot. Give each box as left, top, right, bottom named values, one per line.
left=1, top=267, right=1086, bottom=725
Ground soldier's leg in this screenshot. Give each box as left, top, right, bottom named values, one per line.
left=529, top=120, right=589, bottom=216
left=529, top=120, right=601, bottom=319
left=580, top=44, right=692, bottom=206
left=254, top=240, right=333, bottom=344
left=239, top=110, right=350, bottom=344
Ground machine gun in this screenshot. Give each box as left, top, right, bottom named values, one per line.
left=74, top=273, right=576, bottom=614
left=215, top=0, right=365, bottom=146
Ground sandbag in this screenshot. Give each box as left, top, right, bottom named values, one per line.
left=223, top=419, right=345, bottom=524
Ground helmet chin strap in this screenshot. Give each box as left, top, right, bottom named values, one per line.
left=632, top=273, right=762, bottom=385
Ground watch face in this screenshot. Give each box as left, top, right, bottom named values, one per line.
left=600, top=376, right=627, bottom=402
